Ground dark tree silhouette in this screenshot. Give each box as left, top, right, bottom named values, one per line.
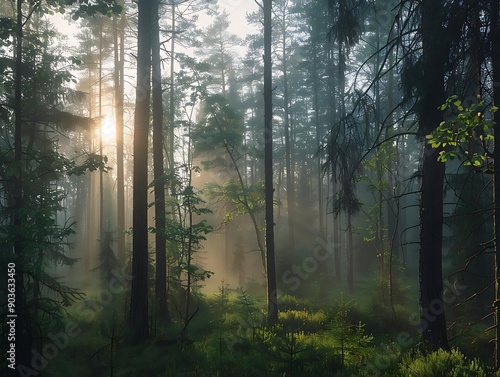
left=490, top=0, right=500, bottom=367
left=129, top=0, right=152, bottom=342
left=113, top=3, right=126, bottom=263
left=13, top=0, right=32, bottom=369
left=417, top=0, right=449, bottom=351
left=263, top=0, right=278, bottom=327
left=152, top=0, right=169, bottom=323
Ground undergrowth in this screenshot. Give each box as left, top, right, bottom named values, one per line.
left=39, top=281, right=492, bottom=377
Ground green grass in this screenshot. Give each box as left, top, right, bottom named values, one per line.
left=37, top=274, right=492, bottom=377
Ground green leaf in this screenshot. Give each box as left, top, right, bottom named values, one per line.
left=437, top=151, right=447, bottom=163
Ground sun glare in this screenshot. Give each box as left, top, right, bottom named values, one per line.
left=99, top=117, right=115, bottom=144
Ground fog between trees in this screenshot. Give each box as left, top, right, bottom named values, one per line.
left=2, top=0, right=500, bottom=376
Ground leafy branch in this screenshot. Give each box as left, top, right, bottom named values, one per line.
left=427, top=95, right=497, bottom=169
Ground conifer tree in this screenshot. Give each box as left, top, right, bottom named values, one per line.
left=129, top=0, right=152, bottom=342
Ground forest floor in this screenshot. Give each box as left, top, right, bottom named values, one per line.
left=39, top=276, right=495, bottom=377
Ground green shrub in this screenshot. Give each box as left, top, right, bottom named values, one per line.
left=366, top=300, right=415, bottom=334
left=399, top=348, right=487, bottom=377
left=278, top=309, right=327, bottom=333
left=279, top=293, right=303, bottom=311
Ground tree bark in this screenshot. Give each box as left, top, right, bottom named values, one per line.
left=347, top=211, right=354, bottom=293
left=280, top=5, right=295, bottom=259
left=130, top=0, right=152, bottom=342
left=98, top=20, right=104, bottom=245
left=114, top=5, right=126, bottom=263
left=152, top=0, right=169, bottom=322
left=327, top=44, right=342, bottom=282
left=86, top=62, right=95, bottom=275
left=13, top=0, right=33, bottom=370
left=418, top=0, right=449, bottom=351
left=168, top=3, right=175, bottom=175
left=490, top=0, right=500, bottom=367
left=419, top=146, right=448, bottom=349
left=312, top=33, right=325, bottom=241
left=264, top=0, right=278, bottom=327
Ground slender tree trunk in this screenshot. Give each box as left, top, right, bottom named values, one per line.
left=386, top=50, right=398, bottom=308
left=223, top=140, right=266, bottom=270
left=168, top=3, right=175, bottom=175
left=347, top=211, right=353, bottom=293
left=334, top=206, right=341, bottom=282
left=99, top=20, right=104, bottom=242
left=14, top=0, right=23, bottom=244
left=184, top=195, right=193, bottom=332
left=377, top=166, right=385, bottom=275
left=114, top=6, right=126, bottom=263
left=338, top=42, right=346, bottom=120
left=418, top=0, right=449, bottom=351
left=312, top=36, right=325, bottom=240
left=264, top=0, right=278, bottom=327
left=152, top=0, right=169, bottom=322
left=13, top=0, right=33, bottom=370
left=224, top=156, right=235, bottom=274
left=374, top=29, right=385, bottom=276
left=420, top=146, right=447, bottom=349
left=490, top=0, right=500, bottom=367
left=182, top=120, right=196, bottom=335
left=219, top=21, right=233, bottom=275
left=281, top=7, right=295, bottom=259
left=130, top=0, right=152, bottom=342
left=167, top=3, right=178, bottom=247
left=86, top=63, right=94, bottom=275
left=328, top=44, right=342, bottom=282
left=338, top=41, right=349, bottom=286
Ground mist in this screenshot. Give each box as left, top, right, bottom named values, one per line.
left=1, top=0, right=499, bottom=376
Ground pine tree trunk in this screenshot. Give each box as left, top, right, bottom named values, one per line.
left=86, top=64, right=94, bottom=275
left=264, top=0, right=278, bottom=327
left=130, top=0, right=152, bottom=342
left=168, top=3, right=175, bottom=174
left=327, top=43, right=342, bottom=282
left=490, top=0, right=500, bottom=367
left=386, top=50, right=398, bottom=304
left=347, top=211, right=354, bottom=293
left=418, top=0, right=448, bottom=350
left=152, top=0, right=169, bottom=322
left=312, top=36, right=325, bottom=240
left=334, top=209, right=341, bottom=282
left=98, top=20, right=104, bottom=244
left=114, top=6, right=126, bottom=263
left=281, top=9, right=295, bottom=259
left=13, top=0, right=34, bottom=369
left=338, top=40, right=347, bottom=285
left=419, top=146, right=448, bottom=349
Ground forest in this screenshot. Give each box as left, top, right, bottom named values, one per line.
left=2, top=0, right=500, bottom=376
